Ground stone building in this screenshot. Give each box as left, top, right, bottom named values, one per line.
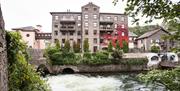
left=136, top=28, right=171, bottom=51
left=50, top=2, right=128, bottom=52
left=0, top=4, right=8, bottom=91
left=12, top=25, right=51, bottom=49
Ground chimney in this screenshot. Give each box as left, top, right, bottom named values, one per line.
left=36, top=25, right=42, bottom=32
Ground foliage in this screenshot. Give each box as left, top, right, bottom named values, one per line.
left=150, top=45, right=160, bottom=53
left=55, top=39, right=61, bottom=50
left=83, top=38, right=89, bottom=52
left=115, top=40, right=121, bottom=50
left=113, top=0, right=180, bottom=51
left=122, top=40, right=129, bottom=53
left=138, top=67, right=180, bottom=91
left=63, top=40, right=71, bottom=52
left=6, top=31, right=50, bottom=91
left=111, top=49, right=123, bottom=60
left=129, top=25, right=159, bottom=36
left=73, top=41, right=81, bottom=53
left=108, top=40, right=113, bottom=52
left=121, top=58, right=148, bottom=65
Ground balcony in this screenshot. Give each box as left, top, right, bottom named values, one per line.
left=35, top=33, right=51, bottom=39
left=100, top=26, right=113, bottom=32
left=60, top=26, right=76, bottom=32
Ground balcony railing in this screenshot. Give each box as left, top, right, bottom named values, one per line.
left=35, top=33, right=51, bottom=39
left=100, top=26, right=113, bottom=31
left=60, top=26, right=76, bottom=31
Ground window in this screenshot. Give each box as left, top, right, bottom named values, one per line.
left=54, top=24, right=58, bottom=28
left=94, top=38, right=97, bottom=44
left=93, top=30, right=97, bottom=35
left=70, top=32, right=74, bottom=36
left=85, top=8, right=88, bottom=11
left=94, top=8, right=97, bottom=11
left=55, top=16, right=58, bottom=20
left=77, top=31, right=81, bottom=35
left=85, top=30, right=88, bottom=35
left=100, top=39, right=103, bottom=43
left=121, top=17, right=125, bottom=21
left=122, top=32, right=125, bottom=36
left=107, top=16, right=111, bottom=20
left=151, top=40, right=153, bottom=43
left=121, top=24, right=125, bottom=28
left=114, top=16, right=118, bottom=21
left=156, top=39, right=159, bottom=43
left=54, top=31, right=58, bottom=35
left=93, top=46, right=98, bottom=52
left=93, top=22, right=97, bottom=27
left=26, top=34, right=30, bottom=37
left=129, top=37, right=132, bottom=41
left=54, top=39, right=58, bottom=43
left=62, top=32, right=66, bottom=35
left=107, top=25, right=110, bottom=28
left=93, top=14, right=97, bottom=19
left=85, top=14, right=88, bottom=19
left=62, top=39, right=65, bottom=43
left=78, top=16, right=81, bottom=20
left=85, top=23, right=88, bottom=27
left=114, top=24, right=117, bottom=28
left=78, top=23, right=81, bottom=27
left=77, top=39, right=81, bottom=43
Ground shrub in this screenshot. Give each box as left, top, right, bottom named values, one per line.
left=63, top=40, right=71, bottom=52
left=151, top=45, right=160, bottom=53
left=122, top=40, right=129, bottom=53
left=83, top=38, right=89, bottom=52
left=6, top=31, right=50, bottom=91
left=111, top=50, right=124, bottom=60
left=116, top=40, right=121, bottom=50
left=108, top=41, right=113, bottom=52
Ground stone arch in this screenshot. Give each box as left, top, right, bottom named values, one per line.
left=62, top=68, right=75, bottom=74
left=37, top=64, right=50, bottom=76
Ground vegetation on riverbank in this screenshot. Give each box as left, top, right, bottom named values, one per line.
left=44, top=41, right=148, bottom=66
left=6, top=31, right=50, bottom=91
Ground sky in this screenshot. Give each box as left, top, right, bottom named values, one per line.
left=1, top=0, right=164, bottom=32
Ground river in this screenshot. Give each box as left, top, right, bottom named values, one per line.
left=46, top=73, right=165, bottom=91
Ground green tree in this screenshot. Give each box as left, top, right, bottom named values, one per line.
left=73, top=41, right=81, bottom=53
left=64, top=40, right=70, bottom=52
left=55, top=39, right=61, bottom=50
left=6, top=31, right=50, bottom=91
left=122, top=40, right=129, bottom=53
left=115, top=40, right=121, bottom=50
left=108, top=40, right=113, bottom=52
left=150, top=45, right=160, bottom=53
left=83, top=38, right=89, bottom=52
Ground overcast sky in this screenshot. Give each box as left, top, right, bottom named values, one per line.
left=1, top=0, right=165, bottom=32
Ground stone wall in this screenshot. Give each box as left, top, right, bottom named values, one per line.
left=0, top=5, right=8, bottom=91
left=51, top=64, right=146, bottom=74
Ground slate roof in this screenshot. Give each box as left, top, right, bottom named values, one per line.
left=128, top=31, right=137, bottom=37
left=137, top=28, right=170, bottom=40
left=12, top=26, right=36, bottom=31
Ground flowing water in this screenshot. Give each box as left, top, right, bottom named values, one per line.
left=46, top=73, right=165, bottom=91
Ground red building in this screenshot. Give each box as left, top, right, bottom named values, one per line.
left=100, top=24, right=128, bottom=49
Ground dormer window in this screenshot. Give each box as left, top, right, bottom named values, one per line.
left=85, top=8, right=88, bottom=11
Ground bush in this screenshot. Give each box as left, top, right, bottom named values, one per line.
left=122, top=41, right=129, bottom=53
left=6, top=31, right=50, bottom=91
left=111, top=50, right=124, bottom=60
left=83, top=38, right=89, bottom=52
left=151, top=45, right=160, bottom=53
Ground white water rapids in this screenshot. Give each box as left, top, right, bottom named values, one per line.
left=46, top=74, right=165, bottom=91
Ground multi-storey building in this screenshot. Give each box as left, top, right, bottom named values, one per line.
left=50, top=2, right=128, bottom=52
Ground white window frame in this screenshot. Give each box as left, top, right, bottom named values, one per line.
left=93, top=14, right=97, bottom=19
left=114, top=16, right=118, bottom=21
left=78, top=16, right=81, bottom=20
left=85, top=23, right=88, bottom=27
left=93, top=22, right=97, bottom=27
left=85, top=14, right=88, bottom=19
